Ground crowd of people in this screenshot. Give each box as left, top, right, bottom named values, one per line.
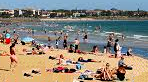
left=0, top=27, right=134, bottom=81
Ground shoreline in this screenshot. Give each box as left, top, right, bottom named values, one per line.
left=40, top=18, right=148, bottom=21
left=0, top=18, right=148, bottom=23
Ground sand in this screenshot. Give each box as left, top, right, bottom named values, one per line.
left=0, top=43, right=148, bottom=82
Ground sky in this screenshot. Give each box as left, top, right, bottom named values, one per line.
left=0, top=0, right=148, bottom=11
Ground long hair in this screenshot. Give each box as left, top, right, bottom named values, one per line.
left=10, top=43, right=15, bottom=50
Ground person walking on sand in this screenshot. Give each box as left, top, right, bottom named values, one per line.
left=10, top=43, right=17, bottom=71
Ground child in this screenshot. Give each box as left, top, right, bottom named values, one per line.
left=127, top=47, right=132, bottom=56
left=103, top=46, right=107, bottom=54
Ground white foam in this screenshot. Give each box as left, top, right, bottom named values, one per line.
left=133, top=35, right=148, bottom=39
left=126, top=35, right=148, bottom=41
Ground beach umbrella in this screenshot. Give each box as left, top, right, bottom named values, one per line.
left=21, top=37, right=34, bottom=43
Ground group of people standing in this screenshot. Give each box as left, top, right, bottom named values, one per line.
left=106, top=33, right=122, bottom=58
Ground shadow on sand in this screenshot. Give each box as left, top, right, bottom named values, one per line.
left=0, top=68, right=10, bottom=71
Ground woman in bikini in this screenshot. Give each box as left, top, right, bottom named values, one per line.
left=10, top=43, right=17, bottom=71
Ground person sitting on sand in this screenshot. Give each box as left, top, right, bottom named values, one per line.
left=103, top=46, right=107, bottom=54
left=127, top=47, right=133, bottom=56
left=118, top=57, right=127, bottom=68
left=91, top=45, right=99, bottom=55
left=100, top=63, right=113, bottom=81
left=42, top=45, right=49, bottom=53
left=32, top=48, right=38, bottom=55
left=118, top=56, right=133, bottom=70
left=117, top=65, right=126, bottom=81
left=32, top=40, right=37, bottom=47
left=57, top=54, right=67, bottom=65
left=68, top=44, right=74, bottom=53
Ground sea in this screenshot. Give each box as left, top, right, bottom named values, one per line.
left=1, top=20, right=148, bottom=59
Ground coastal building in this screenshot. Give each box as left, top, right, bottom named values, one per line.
left=40, top=10, right=49, bottom=18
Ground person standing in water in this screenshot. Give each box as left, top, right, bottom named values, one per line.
left=106, top=33, right=114, bottom=54
left=10, top=43, right=17, bottom=71
left=13, top=28, right=16, bottom=34
left=83, top=32, right=88, bottom=43
left=63, top=34, right=68, bottom=49
left=55, top=39, right=59, bottom=49
left=32, top=29, right=34, bottom=36
left=74, top=38, right=80, bottom=53
left=5, top=29, right=11, bottom=44
left=44, top=28, right=47, bottom=34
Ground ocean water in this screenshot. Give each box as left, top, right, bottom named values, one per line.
left=2, top=20, right=148, bottom=58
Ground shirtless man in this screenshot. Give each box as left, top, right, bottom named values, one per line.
left=74, top=38, right=80, bottom=53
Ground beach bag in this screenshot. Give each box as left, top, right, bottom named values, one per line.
left=76, top=64, right=82, bottom=70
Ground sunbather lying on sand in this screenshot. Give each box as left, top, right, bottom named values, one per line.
left=77, top=57, right=98, bottom=62
left=23, top=48, right=45, bottom=55
left=0, top=51, right=9, bottom=56
left=57, top=54, right=79, bottom=65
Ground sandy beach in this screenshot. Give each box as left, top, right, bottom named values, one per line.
left=0, top=42, right=148, bottom=82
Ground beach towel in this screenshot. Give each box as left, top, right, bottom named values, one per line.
left=78, top=74, right=93, bottom=80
